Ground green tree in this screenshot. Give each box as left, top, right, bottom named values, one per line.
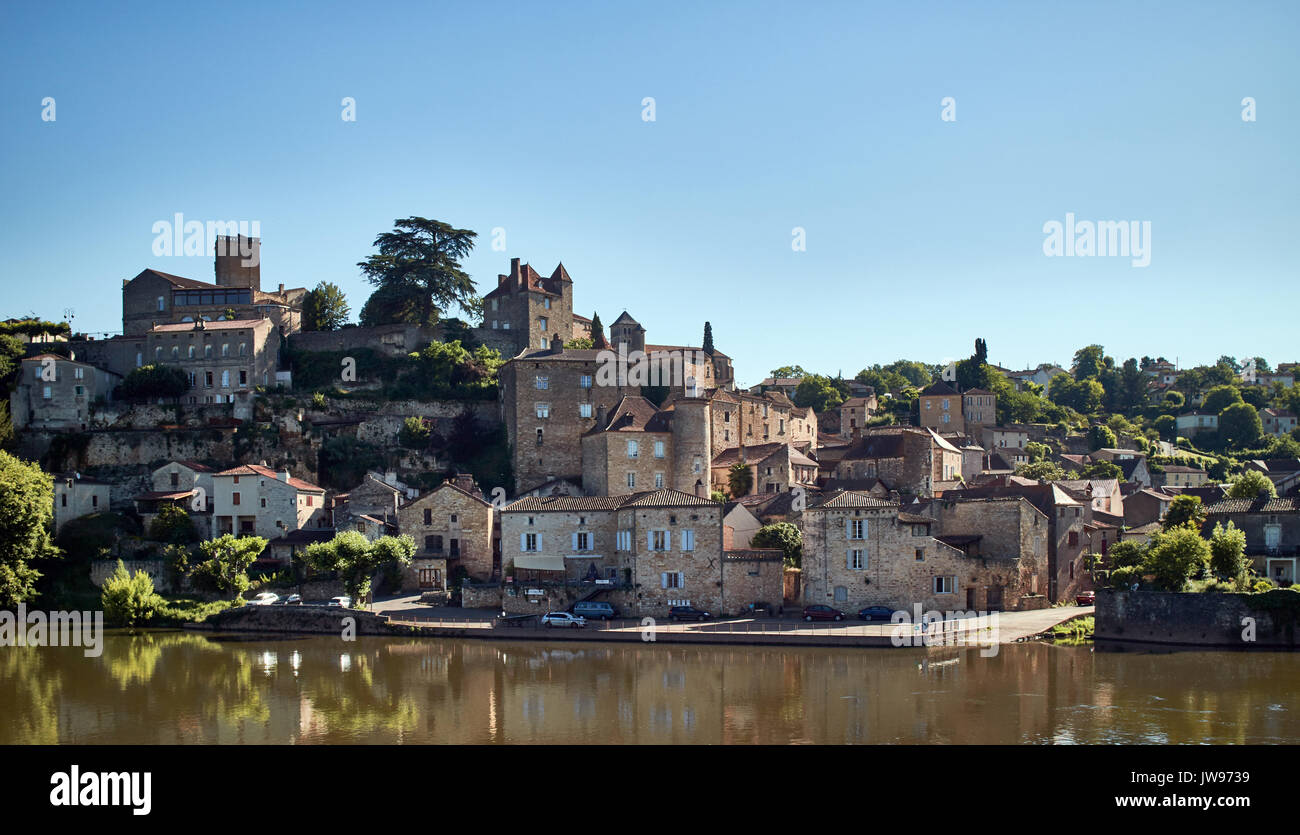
left=357, top=217, right=479, bottom=328
left=564, top=338, right=593, bottom=349
left=302, top=531, right=415, bottom=605
left=194, top=534, right=267, bottom=601
left=1162, top=390, right=1185, bottom=411
left=0, top=451, right=60, bottom=606
left=148, top=504, right=198, bottom=545
left=1025, top=441, right=1051, bottom=463
left=1227, top=469, right=1276, bottom=499
left=1143, top=527, right=1211, bottom=591
left=100, top=560, right=163, bottom=629
left=1218, top=402, right=1261, bottom=449
left=1153, top=414, right=1176, bottom=440
left=727, top=463, right=753, bottom=498
left=702, top=322, right=714, bottom=355
left=751, top=522, right=803, bottom=568
left=399, top=416, right=431, bottom=449
left=1162, top=495, right=1206, bottom=533
left=1106, top=540, right=1146, bottom=571
left=792, top=374, right=846, bottom=413
left=1080, top=460, right=1123, bottom=481
left=1087, top=424, right=1117, bottom=451
left=1202, top=385, right=1243, bottom=414
left=769, top=365, right=807, bottom=379
left=302, top=281, right=351, bottom=331
left=1048, top=374, right=1103, bottom=414
left=1015, top=460, right=1067, bottom=481
left=590, top=312, right=607, bottom=349
left=1072, top=345, right=1106, bottom=381
left=117, top=364, right=190, bottom=401
left=1208, top=521, right=1249, bottom=580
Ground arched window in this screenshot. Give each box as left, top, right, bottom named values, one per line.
left=188, top=346, right=195, bottom=358
left=170, top=346, right=179, bottom=360
left=154, top=347, right=162, bottom=360
left=204, top=344, right=212, bottom=358
left=221, top=370, right=230, bottom=388
left=238, top=342, right=247, bottom=356
left=221, top=343, right=229, bottom=357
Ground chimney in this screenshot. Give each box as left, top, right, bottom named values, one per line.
left=511, top=257, right=522, bottom=290
left=385, top=471, right=398, bottom=486
left=596, top=404, right=607, bottom=428
left=551, top=334, right=563, bottom=353
left=278, top=469, right=290, bottom=482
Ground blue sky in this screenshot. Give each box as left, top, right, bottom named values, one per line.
left=1, top=0, right=1296, bottom=386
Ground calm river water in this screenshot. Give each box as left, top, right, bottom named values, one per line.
left=2, top=631, right=1297, bottom=744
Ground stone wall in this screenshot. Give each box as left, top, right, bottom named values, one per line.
left=1096, top=589, right=1300, bottom=648
left=203, top=604, right=402, bottom=635
left=721, top=550, right=785, bottom=614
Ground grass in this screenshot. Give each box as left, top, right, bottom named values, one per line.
left=1049, top=615, right=1094, bottom=644
left=154, top=596, right=236, bottom=625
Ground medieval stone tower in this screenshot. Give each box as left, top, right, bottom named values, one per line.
left=213, top=235, right=261, bottom=291
left=671, top=397, right=712, bottom=496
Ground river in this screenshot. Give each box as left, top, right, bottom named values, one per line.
left=2, top=631, right=1297, bottom=744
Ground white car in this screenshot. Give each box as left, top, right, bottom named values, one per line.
left=326, top=596, right=353, bottom=608
left=249, top=592, right=279, bottom=606
left=541, top=612, right=587, bottom=628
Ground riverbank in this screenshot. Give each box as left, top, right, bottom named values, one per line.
left=1096, top=588, right=1300, bottom=650
left=188, top=602, right=1093, bottom=649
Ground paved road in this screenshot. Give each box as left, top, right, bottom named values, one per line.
left=369, top=594, right=1093, bottom=643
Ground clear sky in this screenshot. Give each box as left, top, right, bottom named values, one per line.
left=1, top=0, right=1296, bottom=387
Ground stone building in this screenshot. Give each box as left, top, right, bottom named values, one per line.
left=697, top=387, right=816, bottom=459
left=499, top=489, right=724, bottom=615
left=10, top=354, right=121, bottom=431
left=1204, top=495, right=1300, bottom=585
left=121, top=236, right=305, bottom=337
left=143, top=318, right=278, bottom=405
left=134, top=460, right=216, bottom=538
left=52, top=473, right=112, bottom=533
left=710, top=442, right=818, bottom=496
left=580, top=395, right=713, bottom=497
left=720, top=549, right=786, bottom=612
left=918, top=381, right=964, bottom=434
left=335, top=472, right=406, bottom=526
left=396, top=475, right=497, bottom=585
left=800, top=491, right=1048, bottom=613
left=961, top=388, right=997, bottom=436
left=838, top=395, right=878, bottom=439
left=211, top=463, right=329, bottom=542
left=832, top=427, right=962, bottom=496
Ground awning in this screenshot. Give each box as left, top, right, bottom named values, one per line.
left=514, top=555, right=566, bottom=572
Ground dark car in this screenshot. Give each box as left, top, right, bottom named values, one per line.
left=668, top=606, right=711, bottom=622
left=857, top=605, right=893, bottom=622
left=802, top=605, right=845, bottom=622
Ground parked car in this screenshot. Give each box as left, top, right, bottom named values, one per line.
left=573, top=601, right=618, bottom=620
left=857, top=605, right=894, bottom=622
left=1075, top=591, right=1096, bottom=606
left=668, top=606, right=711, bottom=622
left=541, top=612, right=587, bottom=628
left=249, top=592, right=279, bottom=606
left=326, top=596, right=352, bottom=608
left=274, top=594, right=302, bottom=606
left=802, top=605, right=845, bottom=622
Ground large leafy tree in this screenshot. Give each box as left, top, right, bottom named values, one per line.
left=1072, top=345, right=1107, bottom=381
left=194, top=534, right=267, bottom=600
left=0, top=451, right=61, bottom=606
left=358, top=218, right=480, bottom=328
left=727, top=463, right=753, bottom=498
left=1228, top=469, right=1276, bottom=499
left=1143, top=527, right=1211, bottom=591
left=302, top=531, right=415, bottom=605
left=792, top=374, right=847, bottom=412
left=1202, top=385, right=1243, bottom=415
left=117, top=364, right=190, bottom=401
left=1218, top=402, right=1262, bottom=449
left=751, top=522, right=803, bottom=567
left=1162, top=495, right=1206, bottom=532
left=302, top=281, right=351, bottom=331
left=1208, top=522, right=1249, bottom=580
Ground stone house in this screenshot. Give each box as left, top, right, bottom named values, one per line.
left=499, top=489, right=724, bottom=615
left=335, top=472, right=405, bottom=527
left=800, top=491, right=1046, bottom=613
left=121, top=236, right=304, bottom=337
left=832, top=427, right=962, bottom=497
left=838, top=395, right=878, bottom=439
left=144, top=318, right=277, bottom=405
left=1204, top=495, right=1300, bottom=584
left=1158, top=465, right=1209, bottom=488
left=51, top=473, right=112, bottom=533
left=961, top=389, right=997, bottom=436
left=700, top=387, right=816, bottom=458
left=10, top=354, right=121, bottom=431
left=396, top=475, right=496, bottom=585
left=1176, top=411, right=1218, bottom=438
left=211, top=463, right=329, bottom=542
left=723, top=502, right=763, bottom=549
left=918, top=381, right=964, bottom=434
left=710, top=442, right=818, bottom=497
left=134, top=460, right=216, bottom=538
left=721, top=549, right=786, bottom=612
left=982, top=425, right=1030, bottom=450
left=478, top=257, right=575, bottom=357
left=1123, top=488, right=1173, bottom=528
left=580, top=395, right=712, bottom=497
left=1262, top=408, right=1298, bottom=438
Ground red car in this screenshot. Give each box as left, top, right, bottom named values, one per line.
left=1075, top=591, right=1096, bottom=605
left=802, top=605, right=846, bottom=622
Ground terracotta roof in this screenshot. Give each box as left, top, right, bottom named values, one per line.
left=214, top=464, right=325, bottom=493
left=587, top=395, right=672, bottom=435
left=810, top=490, right=897, bottom=509
left=483, top=261, right=567, bottom=300
left=711, top=442, right=786, bottom=467
left=136, top=489, right=196, bottom=501
left=150, top=319, right=266, bottom=332
left=130, top=267, right=219, bottom=290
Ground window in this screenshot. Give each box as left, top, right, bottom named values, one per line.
left=221, top=370, right=230, bottom=388
left=42, top=385, right=51, bottom=399
left=692, top=456, right=702, bottom=474
left=834, top=586, right=848, bottom=602
left=170, top=472, right=179, bottom=488
left=626, top=472, right=637, bottom=489
left=449, top=539, right=459, bottom=556
left=522, top=533, right=539, bottom=551
left=491, top=298, right=498, bottom=311
left=74, top=367, right=83, bottom=379
left=848, top=519, right=866, bottom=540
left=425, top=535, right=443, bottom=552
left=653, top=440, right=665, bottom=459
left=579, top=375, right=592, bottom=389
left=423, top=509, right=432, bottom=525
left=617, top=530, right=631, bottom=550
left=579, top=403, right=593, bottom=418
left=221, top=343, right=230, bottom=357
left=934, top=576, right=956, bottom=594
left=239, top=370, right=247, bottom=386
left=544, top=297, right=551, bottom=310
left=575, top=532, right=591, bottom=551
left=847, top=549, right=866, bottom=570
left=1068, top=531, right=1079, bottom=546
left=915, top=548, right=925, bottom=561
left=232, top=492, right=241, bottom=505
left=535, top=375, right=548, bottom=390
left=536, top=428, right=544, bottom=445
left=681, top=530, right=695, bottom=551
left=539, top=316, right=547, bottom=331
left=654, top=472, right=664, bottom=489
left=74, top=385, right=84, bottom=396
left=650, top=530, right=669, bottom=551
left=157, top=296, right=165, bottom=311
left=535, top=403, right=550, bottom=419
left=491, top=320, right=498, bottom=329
left=627, top=440, right=639, bottom=459
left=662, top=572, right=684, bottom=589
left=942, top=413, right=950, bottom=424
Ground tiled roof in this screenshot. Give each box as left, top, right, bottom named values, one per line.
left=897, top=512, right=935, bottom=524
left=130, top=267, right=219, bottom=290
left=504, top=488, right=718, bottom=512
left=810, top=490, right=897, bottom=509
left=214, top=464, right=325, bottom=493
left=1206, top=496, right=1300, bottom=515
left=919, top=381, right=958, bottom=397
left=150, top=319, right=266, bottom=332
left=587, top=395, right=671, bottom=435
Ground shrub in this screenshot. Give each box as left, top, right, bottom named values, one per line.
left=148, top=504, right=198, bottom=545
left=1143, top=527, right=1211, bottom=591
left=100, top=560, right=163, bottom=629
left=1109, top=565, right=1142, bottom=590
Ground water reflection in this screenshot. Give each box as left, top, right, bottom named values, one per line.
left=1, top=632, right=1297, bottom=744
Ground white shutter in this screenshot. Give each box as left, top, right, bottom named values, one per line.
left=536, top=533, right=543, bottom=550
left=572, top=532, right=579, bottom=551
left=677, top=572, right=684, bottom=588
left=661, top=572, right=668, bottom=588
left=520, top=533, right=527, bottom=551
left=846, top=519, right=853, bottom=539
left=665, top=531, right=671, bottom=550
left=847, top=550, right=852, bottom=569
left=647, top=530, right=654, bottom=550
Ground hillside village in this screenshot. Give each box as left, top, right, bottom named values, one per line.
left=3, top=224, right=1299, bottom=622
